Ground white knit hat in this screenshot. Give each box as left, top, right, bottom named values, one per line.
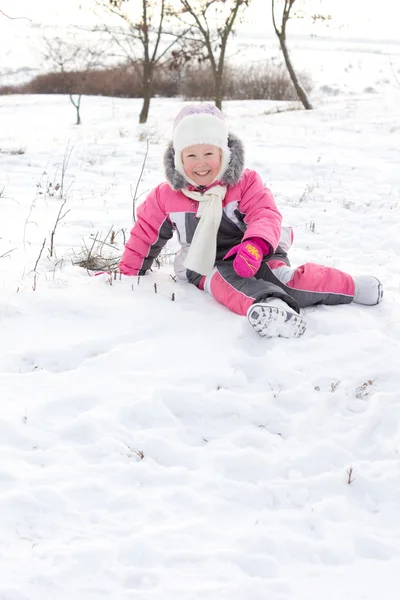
left=172, top=104, right=231, bottom=184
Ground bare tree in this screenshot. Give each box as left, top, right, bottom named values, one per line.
left=271, top=0, right=313, bottom=110
left=178, top=0, right=250, bottom=110
left=96, top=0, right=190, bottom=123
left=42, top=35, right=105, bottom=125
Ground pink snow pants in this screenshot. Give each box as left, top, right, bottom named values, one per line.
left=199, top=258, right=355, bottom=316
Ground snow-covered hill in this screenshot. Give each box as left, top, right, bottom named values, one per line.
left=1, top=46, right=400, bottom=600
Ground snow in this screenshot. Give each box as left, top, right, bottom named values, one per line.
left=1, top=35, right=400, bottom=600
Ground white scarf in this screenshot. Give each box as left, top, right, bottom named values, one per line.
left=181, top=185, right=227, bottom=275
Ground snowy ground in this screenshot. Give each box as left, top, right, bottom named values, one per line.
left=1, top=59, right=400, bottom=600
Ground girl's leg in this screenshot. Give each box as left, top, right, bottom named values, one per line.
left=200, top=261, right=300, bottom=316
left=259, top=259, right=355, bottom=309
left=263, top=259, right=382, bottom=307
left=199, top=262, right=307, bottom=338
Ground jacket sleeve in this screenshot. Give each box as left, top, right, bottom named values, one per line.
left=119, top=185, right=173, bottom=276
left=238, top=170, right=282, bottom=251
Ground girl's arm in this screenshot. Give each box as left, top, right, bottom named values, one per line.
left=238, top=169, right=282, bottom=251
left=119, top=185, right=173, bottom=275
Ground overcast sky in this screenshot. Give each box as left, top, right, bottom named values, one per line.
left=2, top=0, right=399, bottom=39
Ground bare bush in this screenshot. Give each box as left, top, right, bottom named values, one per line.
left=0, top=84, right=17, bottom=95
left=178, top=64, right=215, bottom=100
left=226, top=62, right=312, bottom=101
left=181, top=61, right=312, bottom=101
left=153, top=69, right=181, bottom=98
left=1, top=61, right=311, bottom=102
left=24, top=66, right=142, bottom=97
left=1, top=63, right=180, bottom=99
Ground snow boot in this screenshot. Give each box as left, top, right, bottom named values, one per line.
left=247, top=298, right=307, bottom=339
left=353, top=276, right=383, bottom=305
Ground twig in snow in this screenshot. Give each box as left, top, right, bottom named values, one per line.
left=0, top=248, right=16, bottom=260
left=355, top=379, right=375, bottom=399
left=389, top=55, right=400, bottom=87
left=347, top=466, right=355, bottom=484
left=0, top=8, right=32, bottom=20
left=133, top=449, right=145, bottom=460
left=331, top=381, right=340, bottom=392
left=49, top=197, right=70, bottom=257
left=130, top=139, right=149, bottom=223
left=32, top=237, right=47, bottom=272
left=60, top=141, right=74, bottom=200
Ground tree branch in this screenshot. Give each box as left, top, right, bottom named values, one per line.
left=154, top=27, right=193, bottom=65
left=271, top=0, right=280, bottom=36
left=0, top=8, right=32, bottom=21
left=150, top=0, right=165, bottom=64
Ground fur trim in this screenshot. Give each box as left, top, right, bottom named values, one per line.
left=222, top=133, right=245, bottom=187
left=164, top=142, right=187, bottom=190
left=163, top=133, right=245, bottom=191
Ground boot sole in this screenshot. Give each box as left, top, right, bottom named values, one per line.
left=248, top=303, right=307, bottom=338
left=376, top=278, right=384, bottom=304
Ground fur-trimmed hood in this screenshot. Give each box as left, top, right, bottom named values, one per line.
left=163, top=133, right=245, bottom=191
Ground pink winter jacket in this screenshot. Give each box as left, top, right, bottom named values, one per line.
left=119, top=168, right=283, bottom=278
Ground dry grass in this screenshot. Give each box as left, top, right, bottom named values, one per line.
left=0, top=148, right=25, bottom=155
left=73, top=228, right=125, bottom=272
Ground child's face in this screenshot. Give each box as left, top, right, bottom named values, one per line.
left=181, top=144, right=222, bottom=186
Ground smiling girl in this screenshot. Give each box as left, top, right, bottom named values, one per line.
left=119, top=104, right=383, bottom=338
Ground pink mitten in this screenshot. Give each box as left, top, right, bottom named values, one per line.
left=224, top=238, right=270, bottom=278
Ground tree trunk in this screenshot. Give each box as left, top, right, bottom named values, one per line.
left=69, top=94, right=82, bottom=125
left=139, top=94, right=151, bottom=124
left=279, top=34, right=313, bottom=110
left=139, top=75, right=152, bottom=124
left=76, top=96, right=81, bottom=125
left=214, top=69, right=223, bottom=111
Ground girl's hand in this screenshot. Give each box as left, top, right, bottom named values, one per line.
left=223, top=238, right=270, bottom=278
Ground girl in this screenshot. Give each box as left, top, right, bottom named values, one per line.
left=119, top=104, right=383, bottom=338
